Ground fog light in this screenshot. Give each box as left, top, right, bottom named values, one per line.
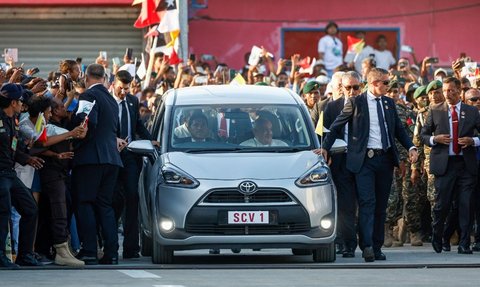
left=160, top=219, right=175, bottom=232
left=320, top=218, right=332, bottom=230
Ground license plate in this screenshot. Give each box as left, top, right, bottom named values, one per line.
left=227, top=211, right=269, bottom=224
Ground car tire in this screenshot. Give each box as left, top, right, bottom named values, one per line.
left=140, top=230, right=153, bottom=257
left=291, top=248, right=313, bottom=256
left=312, top=242, right=336, bottom=262
left=152, top=226, right=174, bottom=264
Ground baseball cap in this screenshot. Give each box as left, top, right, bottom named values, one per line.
left=426, top=80, right=443, bottom=94
left=434, top=68, right=448, bottom=77
left=315, top=75, right=330, bottom=85
left=0, top=83, right=24, bottom=101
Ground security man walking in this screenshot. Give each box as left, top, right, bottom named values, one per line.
left=0, top=83, right=45, bottom=268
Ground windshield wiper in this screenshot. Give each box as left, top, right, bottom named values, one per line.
left=182, top=148, right=244, bottom=153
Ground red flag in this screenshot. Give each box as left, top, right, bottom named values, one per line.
left=37, top=127, right=47, bottom=143
left=168, top=47, right=181, bottom=65
left=347, top=35, right=365, bottom=53
left=298, top=57, right=311, bottom=69
left=134, top=0, right=161, bottom=29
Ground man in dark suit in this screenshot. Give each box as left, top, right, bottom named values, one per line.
left=111, top=71, right=154, bottom=259
left=316, top=68, right=418, bottom=262
left=323, top=71, right=362, bottom=258
left=421, top=77, right=480, bottom=254
left=71, top=64, right=125, bottom=265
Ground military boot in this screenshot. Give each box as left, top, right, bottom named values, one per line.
left=410, top=232, right=423, bottom=246
left=384, top=224, right=393, bottom=248
left=54, top=242, right=85, bottom=267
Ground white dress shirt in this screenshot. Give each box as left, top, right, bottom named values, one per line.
left=366, top=91, right=390, bottom=149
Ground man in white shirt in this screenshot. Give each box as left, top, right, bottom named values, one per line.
left=241, top=117, right=288, bottom=147
left=318, top=21, right=343, bottom=77
left=373, top=35, right=396, bottom=71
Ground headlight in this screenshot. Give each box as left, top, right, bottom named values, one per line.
left=295, top=163, right=330, bottom=187
left=161, top=163, right=199, bottom=188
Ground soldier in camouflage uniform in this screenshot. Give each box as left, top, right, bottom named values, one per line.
left=384, top=81, right=417, bottom=246
left=406, top=85, right=430, bottom=246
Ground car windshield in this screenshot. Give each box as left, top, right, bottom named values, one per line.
left=168, top=104, right=314, bottom=152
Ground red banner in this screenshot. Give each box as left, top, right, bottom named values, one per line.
left=0, top=0, right=132, bottom=5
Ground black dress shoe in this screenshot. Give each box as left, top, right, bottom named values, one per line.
left=442, top=243, right=451, bottom=252
left=472, top=242, right=480, bottom=252
left=0, top=252, right=19, bottom=269
left=342, top=249, right=355, bottom=258
left=432, top=241, right=443, bottom=253
left=99, top=256, right=118, bottom=265
left=15, top=252, right=43, bottom=266
left=335, top=244, right=344, bottom=255
left=122, top=251, right=140, bottom=259
left=458, top=245, right=473, bottom=254
left=374, top=251, right=386, bottom=260
left=76, top=251, right=98, bottom=265
left=362, top=247, right=375, bottom=262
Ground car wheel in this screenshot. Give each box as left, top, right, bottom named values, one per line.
left=291, top=248, right=313, bottom=255
left=312, top=242, right=336, bottom=262
left=140, top=230, right=153, bottom=257
left=152, top=223, right=174, bottom=264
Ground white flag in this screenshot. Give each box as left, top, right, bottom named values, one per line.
left=136, top=53, right=147, bottom=80
left=157, top=0, right=180, bottom=33
left=76, top=100, right=96, bottom=116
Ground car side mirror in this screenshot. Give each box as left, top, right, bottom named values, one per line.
left=127, top=140, right=158, bottom=162
left=329, top=139, right=347, bottom=154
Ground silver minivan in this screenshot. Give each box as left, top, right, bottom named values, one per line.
left=128, top=85, right=343, bottom=264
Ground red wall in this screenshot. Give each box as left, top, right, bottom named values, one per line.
left=0, top=0, right=131, bottom=5
left=188, top=0, right=480, bottom=69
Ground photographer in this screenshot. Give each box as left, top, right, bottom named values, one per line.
left=396, top=58, right=418, bottom=83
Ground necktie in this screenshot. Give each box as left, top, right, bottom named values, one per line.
left=451, top=105, right=460, bottom=154
left=218, top=114, right=227, bottom=139
left=375, top=98, right=388, bottom=151
left=120, top=100, right=129, bottom=139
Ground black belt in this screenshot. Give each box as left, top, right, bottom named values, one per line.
left=366, top=148, right=389, bottom=158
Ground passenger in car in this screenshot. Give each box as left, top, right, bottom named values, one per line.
left=240, top=117, right=288, bottom=147
left=175, top=112, right=213, bottom=143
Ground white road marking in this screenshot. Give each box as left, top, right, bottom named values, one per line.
left=117, top=270, right=161, bottom=278
left=153, top=285, right=185, bottom=287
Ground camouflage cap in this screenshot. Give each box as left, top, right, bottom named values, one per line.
left=426, top=80, right=442, bottom=94
left=303, top=80, right=320, bottom=94
left=413, top=85, right=427, bottom=99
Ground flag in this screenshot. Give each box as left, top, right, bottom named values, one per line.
left=157, top=0, right=180, bottom=33
left=144, top=25, right=159, bottom=38
left=347, top=35, right=365, bottom=54
left=315, top=111, right=324, bottom=137
left=230, top=73, right=246, bottom=86
left=133, top=0, right=162, bottom=29
left=34, top=113, right=47, bottom=143
left=298, top=57, right=311, bottom=69
left=136, top=53, right=147, bottom=79
left=168, top=47, right=181, bottom=65
left=299, top=58, right=316, bottom=75
left=76, top=100, right=96, bottom=115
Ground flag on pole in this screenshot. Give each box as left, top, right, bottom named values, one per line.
left=76, top=100, right=96, bottom=128
left=347, top=35, right=365, bottom=54
left=133, top=0, right=162, bottom=29
left=34, top=112, right=47, bottom=143
left=298, top=56, right=312, bottom=69
left=230, top=73, right=246, bottom=86
left=315, top=111, right=324, bottom=137
left=136, top=53, right=147, bottom=80
left=299, top=58, right=317, bottom=76
left=157, top=0, right=180, bottom=33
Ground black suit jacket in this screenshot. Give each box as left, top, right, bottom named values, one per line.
left=420, top=102, right=480, bottom=176
left=324, top=96, right=347, bottom=139
left=124, top=94, right=152, bottom=141
left=71, top=84, right=123, bottom=167
left=323, top=92, right=414, bottom=173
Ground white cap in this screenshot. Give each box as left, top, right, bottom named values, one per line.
left=434, top=68, right=448, bottom=77
left=315, top=75, right=330, bottom=85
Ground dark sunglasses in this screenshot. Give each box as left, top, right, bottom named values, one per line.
left=375, top=80, right=390, bottom=86
left=468, top=97, right=480, bottom=102
left=344, top=85, right=360, bottom=91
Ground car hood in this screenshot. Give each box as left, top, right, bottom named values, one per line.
left=163, top=151, right=322, bottom=180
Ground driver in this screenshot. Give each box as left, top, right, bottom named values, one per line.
left=240, top=117, right=288, bottom=147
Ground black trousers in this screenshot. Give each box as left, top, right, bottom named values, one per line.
left=354, top=151, right=394, bottom=251
left=433, top=157, right=476, bottom=248
left=331, top=153, right=357, bottom=251
left=112, top=152, right=142, bottom=254
left=0, top=170, right=37, bottom=256
left=473, top=161, right=480, bottom=243
left=72, top=164, right=119, bottom=258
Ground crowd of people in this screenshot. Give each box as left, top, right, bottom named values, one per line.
left=1, top=20, right=480, bottom=268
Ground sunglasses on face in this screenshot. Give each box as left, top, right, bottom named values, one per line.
left=468, top=97, right=480, bottom=102
left=344, top=85, right=360, bottom=91
left=374, top=80, right=390, bottom=86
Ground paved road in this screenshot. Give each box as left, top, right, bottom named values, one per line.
left=2, top=245, right=480, bottom=286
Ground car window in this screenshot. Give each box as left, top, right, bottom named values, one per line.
left=168, top=104, right=313, bottom=152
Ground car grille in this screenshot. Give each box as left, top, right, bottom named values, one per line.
left=203, top=188, right=293, bottom=203
left=185, top=222, right=311, bottom=235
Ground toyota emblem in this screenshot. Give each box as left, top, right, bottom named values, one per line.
left=238, top=181, right=258, bottom=195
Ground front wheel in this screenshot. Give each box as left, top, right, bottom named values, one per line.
left=140, top=230, right=153, bottom=257
left=312, top=242, right=336, bottom=262
left=151, top=222, right=174, bottom=264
